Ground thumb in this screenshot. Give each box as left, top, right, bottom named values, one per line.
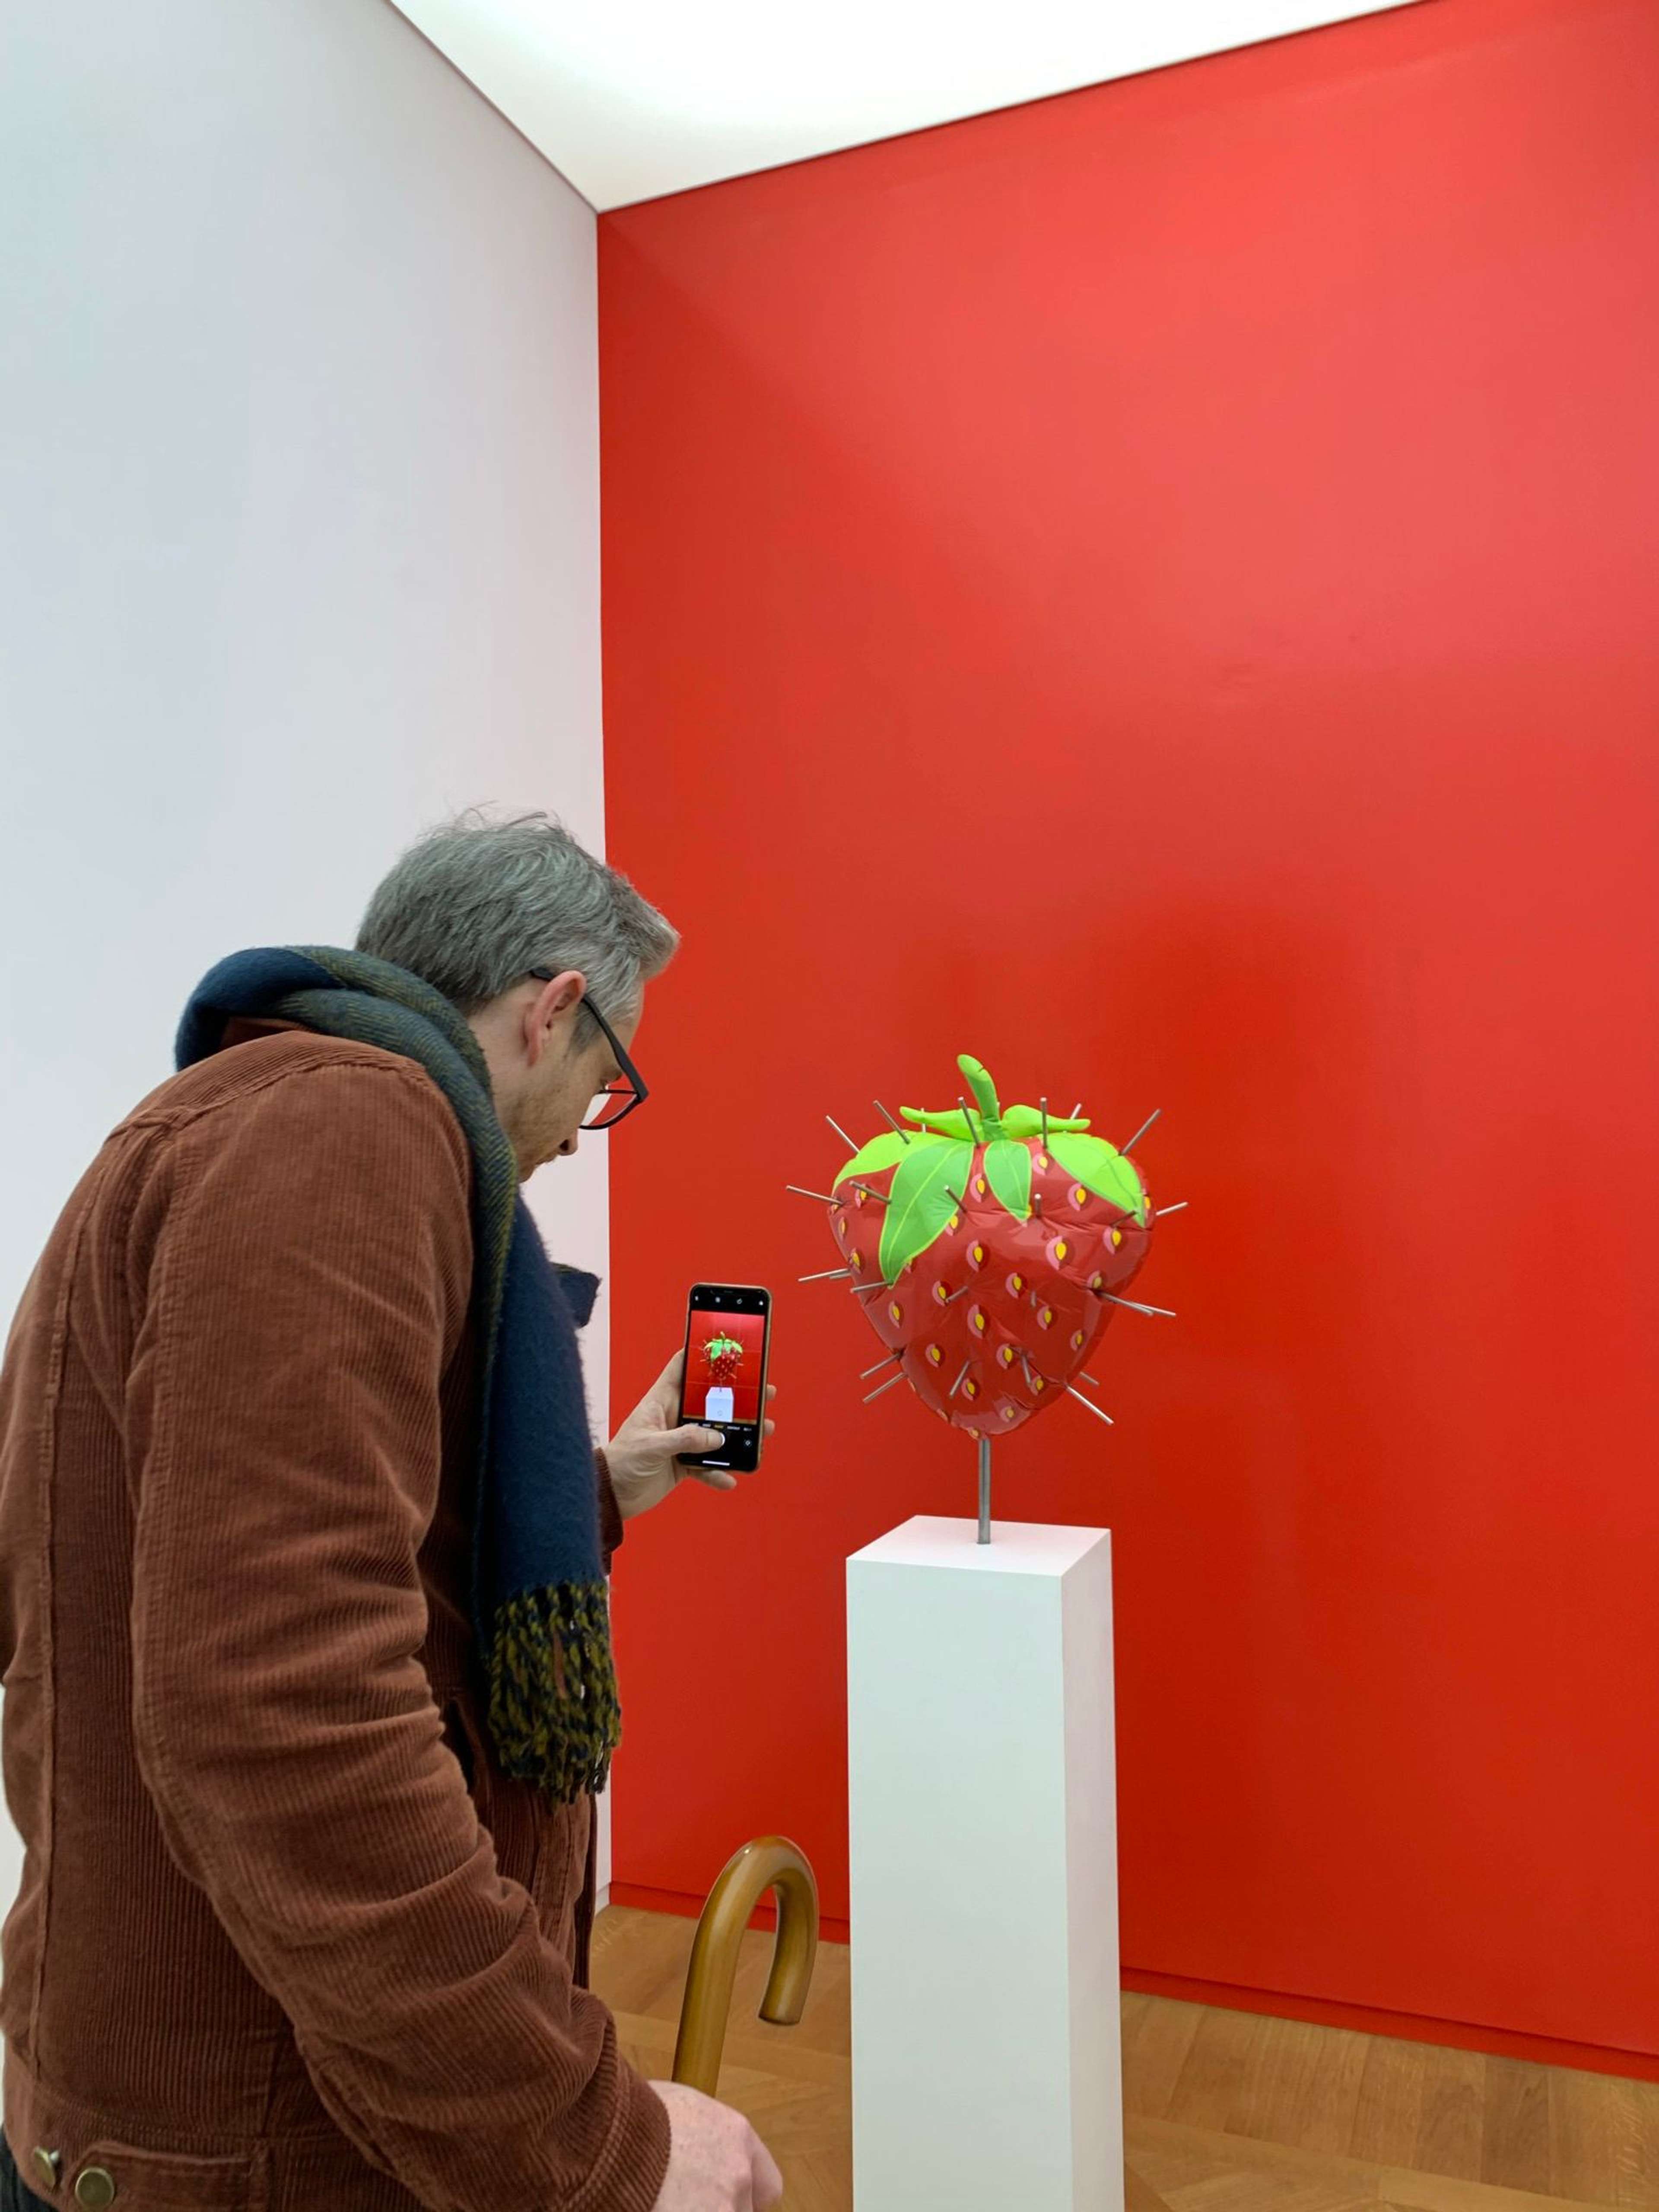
left=666, top=1421, right=727, bottom=1457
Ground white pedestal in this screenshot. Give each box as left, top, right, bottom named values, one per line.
left=847, top=1516, right=1122, bottom=2212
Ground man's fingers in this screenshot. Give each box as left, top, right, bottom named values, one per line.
left=685, top=1466, right=739, bottom=1493
left=657, top=1346, right=687, bottom=1388
left=763, top=1419, right=776, bottom=1437
left=765, top=1382, right=778, bottom=1401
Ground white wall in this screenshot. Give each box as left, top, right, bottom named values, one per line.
left=0, top=1, right=612, bottom=1893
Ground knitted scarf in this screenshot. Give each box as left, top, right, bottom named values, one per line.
left=175, top=946, right=620, bottom=1805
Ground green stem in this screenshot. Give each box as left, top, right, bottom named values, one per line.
left=957, top=1055, right=1005, bottom=1140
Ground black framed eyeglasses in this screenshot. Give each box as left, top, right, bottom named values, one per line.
left=527, top=970, right=648, bottom=1131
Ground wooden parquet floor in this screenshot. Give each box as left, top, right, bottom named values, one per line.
left=591, top=1906, right=1659, bottom=2212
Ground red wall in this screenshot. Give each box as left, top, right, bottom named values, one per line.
left=599, top=0, right=1659, bottom=2063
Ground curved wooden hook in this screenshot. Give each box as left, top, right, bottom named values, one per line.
left=671, top=1836, right=819, bottom=2097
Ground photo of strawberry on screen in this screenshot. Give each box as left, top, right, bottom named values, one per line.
left=686, top=1307, right=766, bottom=1425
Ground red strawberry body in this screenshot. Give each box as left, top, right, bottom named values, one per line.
left=827, top=1060, right=1156, bottom=1436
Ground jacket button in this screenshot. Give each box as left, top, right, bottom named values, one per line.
left=73, top=2168, right=116, bottom=2208
left=31, top=2148, right=61, bottom=2190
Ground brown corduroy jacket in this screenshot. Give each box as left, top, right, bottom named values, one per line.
left=0, top=1021, right=672, bottom=2212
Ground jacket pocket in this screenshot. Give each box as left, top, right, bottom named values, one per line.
left=58, top=2142, right=261, bottom=2212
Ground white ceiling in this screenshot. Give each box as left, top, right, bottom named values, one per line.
left=391, top=0, right=1429, bottom=212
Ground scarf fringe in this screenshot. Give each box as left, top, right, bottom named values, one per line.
left=486, top=1580, right=622, bottom=1804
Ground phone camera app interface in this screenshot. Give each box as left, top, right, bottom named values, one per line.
left=684, top=1295, right=766, bottom=1437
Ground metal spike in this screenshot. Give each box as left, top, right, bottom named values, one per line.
left=1066, top=1385, right=1115, bottom=1426
left=1156, top=1201, right=1189, bottom=1216
left=787, top=1184, right=843, bottom=1205
left=826, top=1114, right=860, bottom=1154
left=864, top=1368, right=908, bottom=1404
left=1032, top=1190, right=1043, bottom=1218
left=1099, top=1290, right=1177, bottom=1319
left=947, top=1358, right=972, bottom=1398
left=1041, top=1096, right=1050, bottom=1147
left=1119, top=1108, right=1161, bottom=1156
left=853, top=1280, right=889, bottom=1298
left=861, top=1351, right=904, bottom=1381
left=1071, top=1102, right=1084, bottom=1118
left=874, top=1100, right=912, bottom=1145
left=958, top=1096, right=982, bottom=1142
left=800, top=1266, right=854, bottom=1282
left=1080, top=1371, right=1103, bottom=1387
left=943, top=1282, right=972, bottom=1303
left=848, top=1181, right=891, bottom=1205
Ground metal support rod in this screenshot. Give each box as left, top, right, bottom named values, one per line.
left=799, top=1266, right=854, bottom=1282
left=786, top=1184, right=843, bottom=1205
left=826, top=1114, right=860, bottom=1154
left=1156, top=1201, right=1189, bottom=1215
left=977, top=1433, right=992, bottom=1545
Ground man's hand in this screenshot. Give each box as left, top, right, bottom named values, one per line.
left=649, top=2083, right=784, bottom=2211
left=605, top=1349, right=779, bottom=1522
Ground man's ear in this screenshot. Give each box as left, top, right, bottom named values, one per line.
left=523, top=969, right=585, bottom=1064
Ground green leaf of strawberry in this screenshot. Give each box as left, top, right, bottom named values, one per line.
left=898, top=1106, right=977, bottom=1140
left=983, top=1136, right=1032, bottom=1220
left=879, top=1138, right=972, bottom=1279
left=1001, top=1104, right=1090, bottom=1141
left=833, top=1128, right=917, bottom=1190
left=1047, top=1131, right=1147, bottom=1224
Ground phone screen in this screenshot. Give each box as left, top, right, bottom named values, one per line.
left=679, top=1283, right=771, bottom=1473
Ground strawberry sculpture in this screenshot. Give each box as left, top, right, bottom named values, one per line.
left=818, top=1054, right=1169, bottom=1437
left=702, top=1334, right=746, bottom=1387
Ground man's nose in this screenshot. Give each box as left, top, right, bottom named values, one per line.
left=559, top=1131, right=581, bottom=1158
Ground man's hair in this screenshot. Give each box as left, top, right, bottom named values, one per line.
left=356, top=808, right=678, bottom=1038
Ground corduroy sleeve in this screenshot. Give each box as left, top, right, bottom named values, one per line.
left=125, top=1059, right=671, bottom=2212
left=595, top=1447, right=626, bottom=1575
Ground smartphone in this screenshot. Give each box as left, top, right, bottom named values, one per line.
left=678, top=1283, right=772, bottom=1474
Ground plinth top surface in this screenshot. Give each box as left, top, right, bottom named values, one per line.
left=848, top=1514, right=1109, bottom=1577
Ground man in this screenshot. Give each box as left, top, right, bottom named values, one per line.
left=0, top=811, right=784, bottom=2212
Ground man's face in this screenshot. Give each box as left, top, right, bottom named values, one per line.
left=469, top=972, right=642, bottom=1181
left=522, top=1003, right=638, bottom=1174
